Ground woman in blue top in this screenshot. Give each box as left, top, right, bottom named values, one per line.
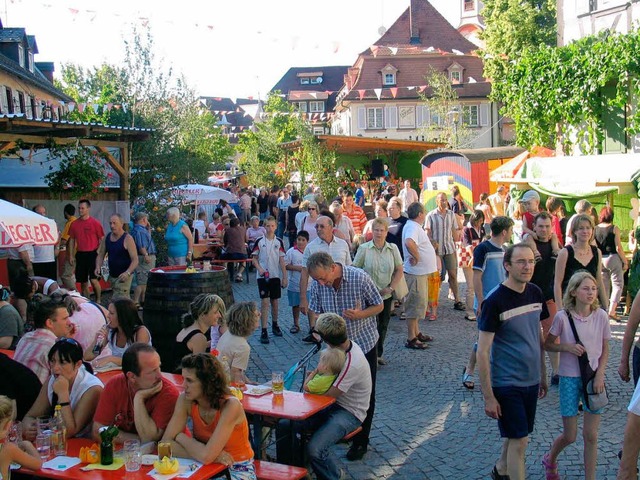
left=165, top=207, right=194, bottom=266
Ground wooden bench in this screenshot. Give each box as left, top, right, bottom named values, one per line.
left=254, top=460, right=308, bottom=480
left=341, top=425, right=362, bottom=442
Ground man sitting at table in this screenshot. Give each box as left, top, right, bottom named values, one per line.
left=92, top=344, right=179, bottom=443
left=276, top=313, right=372, bottom=480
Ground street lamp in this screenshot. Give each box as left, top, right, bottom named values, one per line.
left=447, top=107, right=460, bottom=148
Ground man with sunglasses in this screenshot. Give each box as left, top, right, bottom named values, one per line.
left=477, top=244, right=548, bottom=480
left=14, top=298, right=73, bottom=383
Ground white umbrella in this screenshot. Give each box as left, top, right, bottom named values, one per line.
left=0, top=199, right=59, bottom=247
left=169, top=184, right=236, bottom=205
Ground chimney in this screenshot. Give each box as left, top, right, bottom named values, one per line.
left=409, top=0, right=421, bottom=44
left=35, top=62, right=54, bottom=83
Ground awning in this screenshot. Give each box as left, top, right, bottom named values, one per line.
left=0, top=199, right=59, bottom=247
left=512, top=154, right=640, bottom=198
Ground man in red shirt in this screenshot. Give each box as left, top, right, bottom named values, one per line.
left=342, top=190, right=368, bottom=236
left=92, top=344, right=179, bottom=443
left=68, top=199, right=105, bottom=302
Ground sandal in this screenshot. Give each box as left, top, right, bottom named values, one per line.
left=542, top=453, right=560, bottom=480
left=235, top=274, right=243, bottom=283
left=134, top=303, right=143, bottom=311
left=399, top=312, right=407, bottom=320
left=405, top=337, right=427, bottom=350
left=417, top=332, right=433, bottom=342
left=289, top=325, right=300, bottom=334
left=462, top=367, right=474, bottom=390
left=491, top=465, right=509, bottom=480
left=427, top=313, right=437, bottom=321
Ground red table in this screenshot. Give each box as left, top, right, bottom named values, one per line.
left=18, top=438, right=228, bottom=480
left=240, top=391, right=335, bottom=457
left=0, top=348, right=14, bottom=358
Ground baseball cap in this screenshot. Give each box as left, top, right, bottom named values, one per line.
left=519, top=190, right=540, bottom=203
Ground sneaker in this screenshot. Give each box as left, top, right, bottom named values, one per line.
left=272, top=324, right=283, bottom=337
left=260, top=331, right=270, bottom=344
left=551, top=374, right=559, bottom=386
left=346, top=444, right=367, bottom=461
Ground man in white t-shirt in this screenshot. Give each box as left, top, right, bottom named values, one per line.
left=402, top=201, right=438, bottom=350
left=276, top=313, right=372, bottom=479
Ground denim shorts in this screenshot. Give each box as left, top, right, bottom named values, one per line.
left=493, top=384, right=539, bottom=439
left=559, top=376, right=603, bottom=416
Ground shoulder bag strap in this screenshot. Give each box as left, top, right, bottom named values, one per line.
left=565, top=309, right=581, bottom=345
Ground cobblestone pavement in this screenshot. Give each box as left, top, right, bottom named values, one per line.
left=232, top=272, right=632, bottom=480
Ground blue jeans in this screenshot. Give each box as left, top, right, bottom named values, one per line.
left=276, top=404, right=361, bottom=480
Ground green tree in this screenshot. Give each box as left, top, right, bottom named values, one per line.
left=56, top=26, right=234, bottom=202
left=419, top=68, right=473, bottom=148
left=481, top=0, right=557, bottom=100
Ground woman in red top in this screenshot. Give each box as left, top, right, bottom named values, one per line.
left=161, top=353, right=255, bottom=479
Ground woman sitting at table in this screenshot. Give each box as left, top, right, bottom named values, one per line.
left=174, top=294, right=226, bottom=370
left=23, top=337, right=103, bottom=440
left=0, top=395, right=42, bottom=477
left=162, top=353, right=256, bottom=479
left=86, top=298, right=151, bottom=368
left=245, top=216, right=266, bottom=252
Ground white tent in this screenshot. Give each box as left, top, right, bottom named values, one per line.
left=0, top=199, right=59, bottom=247
left=169, top=184, right=236, bottom=205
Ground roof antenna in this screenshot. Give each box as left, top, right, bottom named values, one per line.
left=378, top=0, right=386, bottom=35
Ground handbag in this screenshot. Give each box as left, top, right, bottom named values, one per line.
left=393, top=274, right=409, bottom=300
left=566, top=311, right=609, bottom=410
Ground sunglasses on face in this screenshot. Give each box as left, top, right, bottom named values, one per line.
left=55, top=337, right=81, bottom=347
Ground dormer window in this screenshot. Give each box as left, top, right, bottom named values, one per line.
left=297, top=71, right=324, bottom=85
left=447, top=62, right=464, bottom=84
left=464, top=0, right=475, bottom=12
left=381, top=64, right=398, bottom=86
left=18, top=44, right=24, bottom=67
left=28, top=52, right=34, bottom=72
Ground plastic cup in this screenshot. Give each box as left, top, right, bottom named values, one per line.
left=37, top=416, right=50, bottom=436
left=272, top=371, right=284, bottom=395
left=36, top=432, right=51, bottom=460
left=9, top=421, right=22, bottom=443
left=124, top=439, right=141, bottom=472
left=157, top=441, right=172, bottom=461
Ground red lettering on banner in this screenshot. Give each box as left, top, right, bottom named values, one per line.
left=0, top=222, right=56, bottom=245
left=39, top=224, right=55, bottom=242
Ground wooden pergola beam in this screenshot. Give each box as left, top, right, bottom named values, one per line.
left=95, top=145, right=126, bottom=178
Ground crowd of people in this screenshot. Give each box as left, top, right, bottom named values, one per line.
left=3, top=180, right=640, bottom=480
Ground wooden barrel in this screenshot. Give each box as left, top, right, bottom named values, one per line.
left=144, top=265, right=234, bottom=372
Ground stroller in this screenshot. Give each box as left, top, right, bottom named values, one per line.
left=283, top=341, right=322, bottom=391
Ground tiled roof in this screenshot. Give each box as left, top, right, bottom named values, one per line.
left=271, top=66, right=349, bottom=94
left=0, top=51, right=73, bottom=101
left=342, top=54, right=488, bottom=100
left=199, top=96, right=260, bottom=140
left=270, top=65, right=349, bottom=113
left=27, top=35, right=38, bottom=54
left=371, top=0, right=478, bottom=54
left=0, top=28, right=26, bottom=43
